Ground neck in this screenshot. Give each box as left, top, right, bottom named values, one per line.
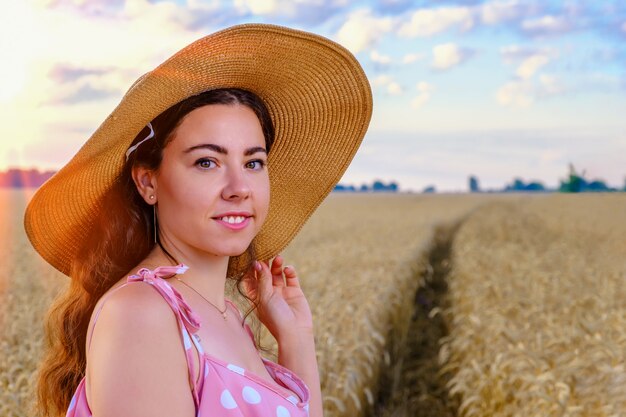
left=143, top=243, right=229, bottom=308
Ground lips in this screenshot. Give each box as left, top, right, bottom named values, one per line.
left=212, top=211, right=252, bottom=221
left=211, top=212, right=252, bottom=230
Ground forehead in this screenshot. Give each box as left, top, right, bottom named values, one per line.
left=168, top=104, right=265, bottom=150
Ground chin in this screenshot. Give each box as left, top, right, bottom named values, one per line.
left=210, top=243, right=253, bottom=257
left=196, top=231, right=257, bottom=257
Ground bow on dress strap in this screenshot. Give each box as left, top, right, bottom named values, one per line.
left=128, top=264, right=201, bottom=334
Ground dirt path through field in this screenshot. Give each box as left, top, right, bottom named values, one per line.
left=373, top=224, right=461, bottom=417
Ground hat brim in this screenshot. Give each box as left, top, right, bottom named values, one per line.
left=24, top=23, right=373, bottom=277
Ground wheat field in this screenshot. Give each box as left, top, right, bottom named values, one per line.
left=440, top=194, right=626, bottom=416
left=1, top=189, right=624, bottom=417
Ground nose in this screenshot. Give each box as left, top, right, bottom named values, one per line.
left=221, top=166, right=251, bottom=201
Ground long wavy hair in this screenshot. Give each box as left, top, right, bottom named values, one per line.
left=35, top=88, right=276, bottom=417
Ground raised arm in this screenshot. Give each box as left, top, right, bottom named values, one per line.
left=242, top=256, right=324, bottom=417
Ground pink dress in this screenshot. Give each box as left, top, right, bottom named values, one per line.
left=66, top=265, right=310, bottom=417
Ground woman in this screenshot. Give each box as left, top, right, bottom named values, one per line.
left=24, top=24, right=372, bottom=417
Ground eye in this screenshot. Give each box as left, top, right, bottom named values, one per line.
left=246, top=159, right=266, bottom=170
left=195, top=158, right=216, bottom=169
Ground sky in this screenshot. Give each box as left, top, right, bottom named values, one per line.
left=1, top=0, right=625, bottom=192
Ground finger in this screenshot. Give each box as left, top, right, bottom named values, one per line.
left=255, top=260, right=273, bottom=299
left=270, top=254, right=283, bottom=274
left=283, top=265, right=301, bottom=288
left=270, top=255, right=285, bottom=287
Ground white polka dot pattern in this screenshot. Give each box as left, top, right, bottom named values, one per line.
left=276, top=405, right=291, bottom=417
left=220, top=389, right=238, bottom=409
left=286, top=395, right=299, bottom=405
left=242, top=386, right=262, bottom=404
left=227, top=363, right=246, bottom=375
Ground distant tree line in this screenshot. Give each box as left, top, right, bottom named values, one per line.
left=334, top=179, right=399, bottom=192
left=468, top=164, right=625, bottom=193
left=0, top=168, right=55, bottom=188
left=557, top=164, right=619, bottom=192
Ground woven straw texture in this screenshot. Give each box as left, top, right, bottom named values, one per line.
left=24, top=23, right=372, bottom=278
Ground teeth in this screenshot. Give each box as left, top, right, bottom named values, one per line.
left=220, top=216, right=246, bottom=224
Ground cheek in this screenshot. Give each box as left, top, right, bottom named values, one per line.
left=158, top=171, right=209, bottom=217
left=256, top=176, right=271, bottom=218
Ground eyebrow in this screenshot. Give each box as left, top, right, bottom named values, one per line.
left=184, top=144, right=267, bottom=156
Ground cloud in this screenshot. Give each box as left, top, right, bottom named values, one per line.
left=480, top=0, right=523, bottom=24
left=387, top=81, right=403, bottom=95
left=373, top=0, right=416, bottom=14
left=51, top=83, right=117, bottom=104
left=43, top=0, right=125, bottom=16
left=336, top=8, right=395, bottom=54
left=45, top=63, right=134, bottom=104
left=402, top=52, right=424, bottom=64
left=372, top=75, right=392, bottom=87
left=398, top=6, right=473, bottom=37
left=233, top=0, right=348, bottom=25
left=496, top=80, right=534, bottom=107
left=500, top=45, right=528, bottom=63
left=496, top=74, right=566, bottom=108
left=370, top=50, right=392, bottom=65
left=411, top=81, right=433, bottom=108
left=431, top=43, right=473, bottom=70
left=45, top=0, right=348, bottom=27
left=500, top=46, right=559, bottom=81
left=538, top=74, right=565, bottom=96
left=181, top=0, right=241, bottom=29
left=234, top=0, right=277, bottom=15
left=516, top=54, right=549, bottom=79
left=49, top=64, right=108, bottom=83
left=521, top=14, right=574, bottom=36
left=44, top=0, right=238, bottom=31
left=2, top=0, right=208, bottom=138
left=121, top=0, right=209, bottom=30
left=500, top=44, right=556, bottom=64
left=372, top=74, right=404, bottom=96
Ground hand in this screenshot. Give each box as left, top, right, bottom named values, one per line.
left=242, top=255, right=314, bottom=342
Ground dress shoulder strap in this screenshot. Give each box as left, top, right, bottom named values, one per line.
left=86, top=264, right=205, bottom=410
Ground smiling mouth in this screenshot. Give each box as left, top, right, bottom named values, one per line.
left=213, top=215, right=249, bottom=224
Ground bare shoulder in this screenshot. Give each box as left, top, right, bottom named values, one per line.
left=86, top=281, right=196, bottom=417
left=90, top=281, right=175, bottom=340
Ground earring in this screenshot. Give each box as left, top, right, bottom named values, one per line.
left=152, top=204, right=157, bottom=244
left=149, top=195, right=154, bottom=200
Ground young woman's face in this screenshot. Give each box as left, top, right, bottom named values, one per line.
left=153, top=104, right=270, bottom=259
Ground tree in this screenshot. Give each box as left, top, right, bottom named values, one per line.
left=469, top=175, right=480, bottom=192
left=587, top=180, right=610, bottom=191
left=525, top=182, right=546, bottom=191
left=503, top=177, right=546, bottom=192
left=559, top=163, right=587, bottom=192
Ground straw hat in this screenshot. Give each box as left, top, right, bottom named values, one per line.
left=23, top=23, right=372, bottom=277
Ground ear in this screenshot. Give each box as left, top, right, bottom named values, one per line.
left=131, top=165, right=158, bottom=204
